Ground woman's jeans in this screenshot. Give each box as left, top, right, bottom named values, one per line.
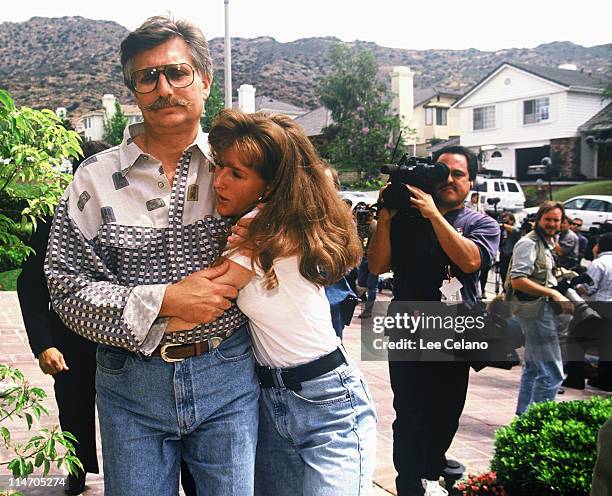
left=95, top=326, right=259, bottom=496
left=515, top=306, right=564, bottom=415
left=358, top=256, right=379, bottom=315
left=254, top=349, right=377, bottom=496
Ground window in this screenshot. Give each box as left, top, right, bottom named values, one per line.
left=473, top=106, right=495, bottom=130
left=436, top=108, right=447, bottom=126
left=564, top=198, right=589, bottom=210
left=494, top=182, right=500, bottom=192
left=523, top=97, right=550, bottom=124
left=491, top=151, right=502, bottom=158
left=585, top=200, right=611, bottom=212
left=425, top=108, right=433, bottom=126
left=506, top=182, right=519, bottom=192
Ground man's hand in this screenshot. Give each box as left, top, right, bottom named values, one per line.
left=160, top=262, right=238, bottom=323
left=550, top=289, right=574, bottom=314
left=407, top=185, right=440, bottom=219
left=165, top=317, right=199, bottom=334
left=554, top=243, right=563, bottom=256
left=37, top=347, right=69, bottom=375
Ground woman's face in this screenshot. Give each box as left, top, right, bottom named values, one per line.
left=213, top=147, right=268, bottom=217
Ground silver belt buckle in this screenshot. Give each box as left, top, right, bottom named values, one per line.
left=160, top=343, right=184, bottom=363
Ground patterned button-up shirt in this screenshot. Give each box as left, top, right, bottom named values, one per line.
left=45, top=123, right=247, bottom=354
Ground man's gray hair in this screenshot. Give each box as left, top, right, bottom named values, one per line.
left=120, top=15, right=213, bottom=90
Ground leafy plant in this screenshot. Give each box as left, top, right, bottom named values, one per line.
left=491, top=396, right=612, bottom=495
left=455, top=471, right=506, bottom=495
left=317, top=44, right=407, bottom=185
left=1, top=364, right=82, bottom=495
left=0, top=89, right=81, bottom=264
left=201, top=79, right=225, bottom=132
left=103, top=100, right=128, bottom=146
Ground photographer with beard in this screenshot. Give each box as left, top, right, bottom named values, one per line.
left=368, top=146, right=500, bottom=496
left=506, top=201, right=573, bottom=415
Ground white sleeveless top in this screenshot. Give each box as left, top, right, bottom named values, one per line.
left=225, top=213, right=339, bottom=368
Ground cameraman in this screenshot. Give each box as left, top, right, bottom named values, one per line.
left=499, top=212, right=521, bottom=285
left=508, top=201, right=573, bottom=415
left=355, top=204, right=379, bottom=319
left=368, top=146, right=500, bottom=496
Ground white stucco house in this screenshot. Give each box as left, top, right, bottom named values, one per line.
left=79, top=94, right=143, bottom=142
left=453, top=62, right=610, bottom=180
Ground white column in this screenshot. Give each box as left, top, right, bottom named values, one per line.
left=224, top=0, right=232, bottom=109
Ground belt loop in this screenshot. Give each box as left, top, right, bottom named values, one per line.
left=272, top=369, right=286, bottom=389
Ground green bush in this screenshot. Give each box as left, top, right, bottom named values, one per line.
left=491, top=396, right=612, bottom=495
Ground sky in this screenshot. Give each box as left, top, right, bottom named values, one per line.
left=3, top=0, right=611, bottom=51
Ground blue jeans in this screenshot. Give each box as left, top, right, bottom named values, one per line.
left=515, top=306, right=564, bottom=415
left=95, top=326, right=259, bottom=496
left=358, top=256, right=378, bottom=313
left=254, top=349, right=377, bottom=496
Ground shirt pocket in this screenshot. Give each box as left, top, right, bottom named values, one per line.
left=194, top=216, right=231, bottom=268
left=96, top=225, right=165, bottom=285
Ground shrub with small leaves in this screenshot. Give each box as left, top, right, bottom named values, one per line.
left=1, top=364, right=82, bottom=495
left=491, top=396, right=612, bottom=495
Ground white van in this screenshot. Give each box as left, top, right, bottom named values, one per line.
left=470, top=176, right=526, bottom=213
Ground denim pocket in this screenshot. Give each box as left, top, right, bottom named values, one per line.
left=289, top=370, right=351, bottom=406
left=213, top=331, right=253, bottom=362
left=96, top=346, right=132, bottom=375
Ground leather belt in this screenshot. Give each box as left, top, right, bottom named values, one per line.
left=152, top=329, right=235, bottom=363
left=255, top=347, right=346, bottom=392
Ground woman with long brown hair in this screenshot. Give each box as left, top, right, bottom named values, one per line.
left=170, top=109, right=376, bottom=495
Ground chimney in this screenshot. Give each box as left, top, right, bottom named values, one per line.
left=102, top=94, right=116, bottom=118
left=238, top=84, right=256, bottom=114
left=558, top=64, right=577, bottom=71
left=390, top=66, right=414, bottom=130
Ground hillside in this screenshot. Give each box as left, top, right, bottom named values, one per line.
left=0, top=16, right=610, bottom=118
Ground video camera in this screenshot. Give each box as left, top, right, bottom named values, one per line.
left=354, top=204, right=376, bottom=224
left=380, top=155, right=449, bottom=212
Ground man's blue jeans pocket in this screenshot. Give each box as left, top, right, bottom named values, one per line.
left=96, top=346, right=133, bottom=375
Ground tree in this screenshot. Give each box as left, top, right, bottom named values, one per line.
left=201, top=79, right=225, bottom=132
left=317, top=44, right=406, bottom=184
left=0, top=89, right=81, bottom=267
left=1, top=364, right=82, bottom=495
left=103, top=100, right=128, bottom=146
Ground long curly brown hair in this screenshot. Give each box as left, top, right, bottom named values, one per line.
left=208, top=109, right=362, bottom=289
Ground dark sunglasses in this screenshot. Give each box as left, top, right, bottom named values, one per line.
left=130, top=63, right=195, bottom=94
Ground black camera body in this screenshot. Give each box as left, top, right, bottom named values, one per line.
left=355, top=207, right=374, bottom=224
left=380, top=155, right=449, bottom=212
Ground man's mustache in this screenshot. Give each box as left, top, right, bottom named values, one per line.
left=144, top=97, right=192, bottom=111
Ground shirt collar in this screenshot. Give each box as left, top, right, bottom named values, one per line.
left=118, top=122, right=212, bottom=177
left=597, top=251, right=612, bottom=259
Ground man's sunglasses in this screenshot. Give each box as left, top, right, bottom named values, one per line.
left=130, top=63, right=195, bottom=94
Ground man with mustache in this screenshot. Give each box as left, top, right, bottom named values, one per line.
left=45, top=16, right=258, bottom=495
left=368, top=146, right=500, bottom=496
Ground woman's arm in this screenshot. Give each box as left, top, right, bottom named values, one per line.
left=166, top=259, right=254, bottom=333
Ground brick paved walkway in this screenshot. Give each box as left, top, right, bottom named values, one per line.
left=1, top=290, right=607, bottom=495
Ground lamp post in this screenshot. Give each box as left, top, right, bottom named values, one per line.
left=541, top=156, right=553, bottom=200
left=224, top=0, right=232, bottom=109
left=526, top=156, right=553, bottom=201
